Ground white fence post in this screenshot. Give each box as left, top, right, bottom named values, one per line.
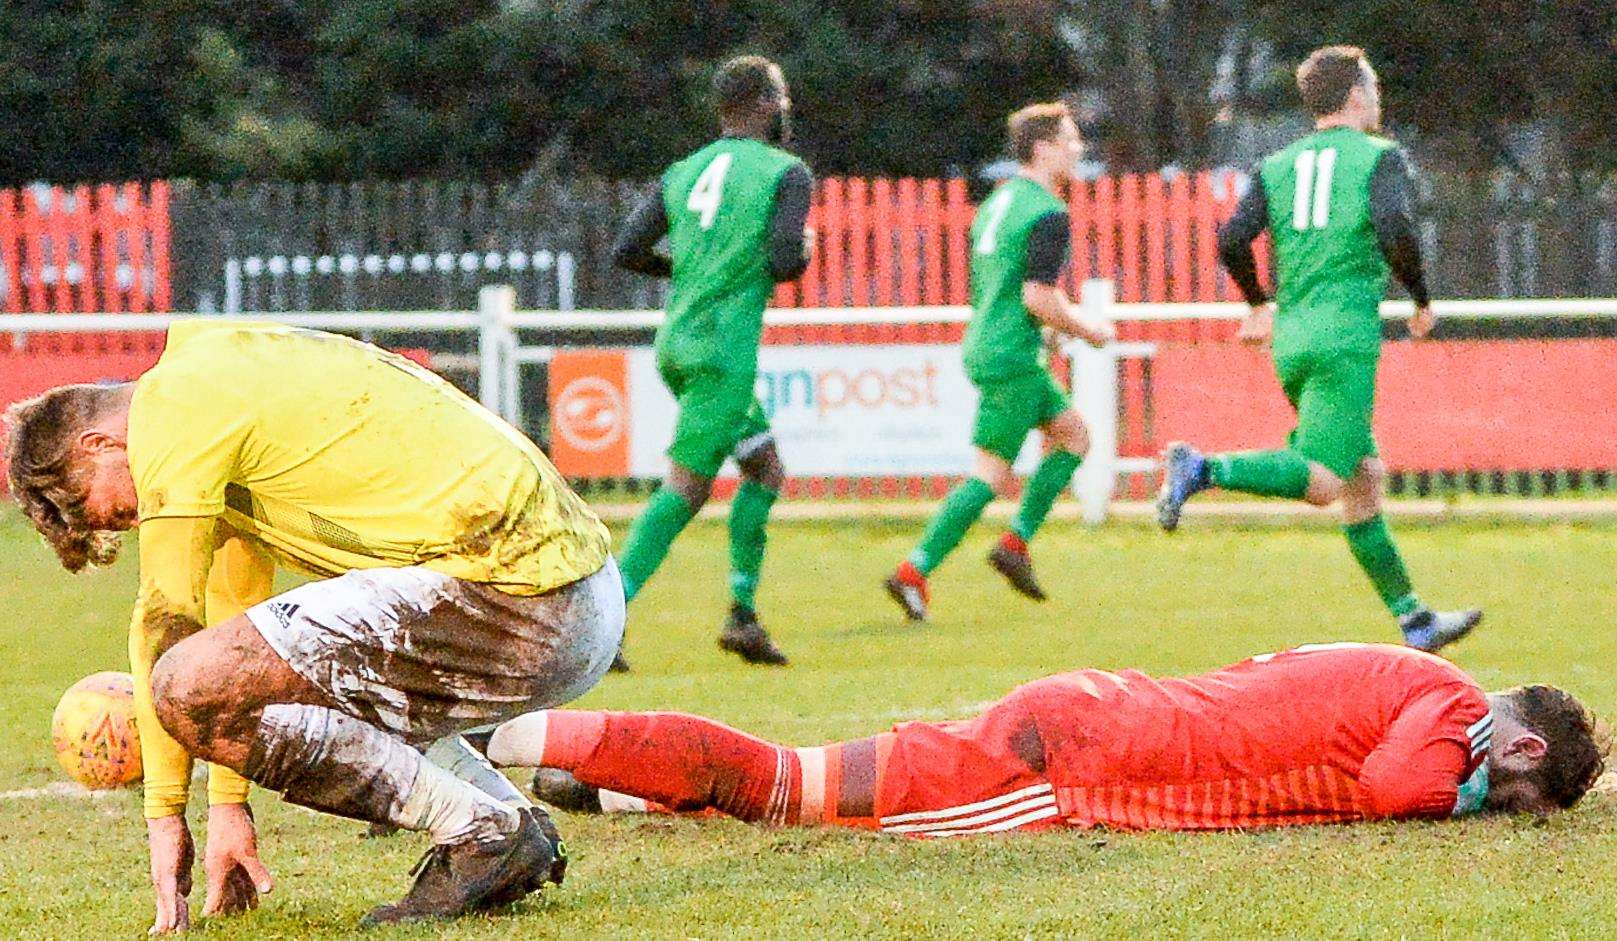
left=501, top=322, right=522, bottom=428
left=1072, top=279, right=1119, bottom=525
left=478, top=285, right=516, bottom=416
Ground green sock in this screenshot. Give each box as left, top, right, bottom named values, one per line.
left=728, top=479, right=778, bottom=610
left=1343, top=515, right=1421, bottom=616
left=1208, top=449, right=1311, bottom=499
left=618, top=488, right=697, bottom=602
left=909, top=477, right=995, bottom=575
left=1012, top=450, right=1082, bottom=540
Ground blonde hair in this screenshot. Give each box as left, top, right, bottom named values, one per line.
left=3, top=385, right=125, bottom=572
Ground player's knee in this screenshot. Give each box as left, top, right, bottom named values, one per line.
left=1048, top=413, right=1089, bottom=455
left=151, top=632, right=257, bottom=759
left=1303, top=466, right=1344, bottom=507
left=1341, top=459, right=1386, bottom=517
left=980, top=462, right=1018, bottom=496
left=736, top=439, right=785, bottom=491
left=667, top=465, right=715, bottom=513
left=1356, top=458, right=1387, bottom=490
left=150, top=642, right=209, bottom=753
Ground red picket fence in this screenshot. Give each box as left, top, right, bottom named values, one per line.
left=767, top=171, right=1258, bottom=348
left=0, top=181, right=173, bottom=353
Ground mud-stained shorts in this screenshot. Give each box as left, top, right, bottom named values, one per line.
left=245, top=558, right=625, bottom=745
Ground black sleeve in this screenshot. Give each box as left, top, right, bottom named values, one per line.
left=1217, top=165, right=1270, bottom=306
left=767, top=163, right=814, bottom=282
left=1024, top=211, right=1071, bottom=286
left=1370, top=148, right=1431, bottom=307
left=610, top=181, right=673, bottom=279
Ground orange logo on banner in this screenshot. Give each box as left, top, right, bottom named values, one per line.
left=549, top=350, right=630, bottom=476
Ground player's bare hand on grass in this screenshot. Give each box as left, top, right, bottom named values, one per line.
left=1408, top=303, right=1436, bottom=340
left=146, top=815, right=195, bottom=934
left=1237, top=304, right=1273, bottom=344
left=202, top=802, right=273, bottom=919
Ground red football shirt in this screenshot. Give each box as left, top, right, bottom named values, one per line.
left=888, top=643, right=1492, bottom=830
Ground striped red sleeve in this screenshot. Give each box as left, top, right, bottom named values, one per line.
left=1356, top=683, right=1491, bottom=820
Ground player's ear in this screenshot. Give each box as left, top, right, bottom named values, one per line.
left=1505, top=731, right=1549, bottom=767
left=77, top=429, right=123, bottom=455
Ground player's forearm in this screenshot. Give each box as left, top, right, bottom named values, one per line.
left=201, top=534, right=275, bottom=805
left=130, top=518, right=220, bottom=816
left=1022, top=283, right=1089, bottom=338
left=611, top=182, right=673, bottom=278
left=767, top=164, right=814, bottom=282
left=1370, top=149, right=1431, bottom=307
left=1217, top=170, right=1269, bottom=306
left=1379, top=232, right=1431, bottom=308
left=130, top=595, right=200, bottom=817
left=1218, top=238, right=1268, bottom=307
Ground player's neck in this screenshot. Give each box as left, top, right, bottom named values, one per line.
left=719, top=122, right=767, bottom=142
left=1016, top=165, right=1060, bottom=195
left=1313, top=115, right=1367, bottom=133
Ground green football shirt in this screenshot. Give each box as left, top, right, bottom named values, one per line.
left=961, top=176, right=1068, bottom=382
left=1259, top=127, right=1397, bottom=357
left=659, top=137, right=805, bottom=374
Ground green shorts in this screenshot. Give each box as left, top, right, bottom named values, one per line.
left=661, top=363, right=771, bottom=478
left=1276, top=349, right=1379, bottom=480
left=970, top=369, right=1071, bottom=462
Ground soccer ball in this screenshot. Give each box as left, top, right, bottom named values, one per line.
left=51, top=672, right=142, bottom=789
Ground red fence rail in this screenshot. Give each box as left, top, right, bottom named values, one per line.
left=770, top=171, right=1257, bottom=349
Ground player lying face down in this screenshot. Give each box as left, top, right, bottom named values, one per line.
left=478, top=644, right=1604, bottom=834
left=4, top=322, right=624, bottom=930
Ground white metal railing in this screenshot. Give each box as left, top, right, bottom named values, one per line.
left=7, top=284, right=1617, bottom=522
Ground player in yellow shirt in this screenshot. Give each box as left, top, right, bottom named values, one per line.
left=4, top=322, right=622, bottom=929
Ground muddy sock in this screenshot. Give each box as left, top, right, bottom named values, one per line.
left=245, top=704, right=517, bottom=845
left=424, top=728, right=530, bottom=808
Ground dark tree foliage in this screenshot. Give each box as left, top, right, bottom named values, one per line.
left=1248, top=0, right=1617, bottom=172
left=0, top=0, right=1610, bottom=184
left=0, top=0, right=1083, bottom=183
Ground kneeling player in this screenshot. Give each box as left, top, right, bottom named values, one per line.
left=5, top=322, right=623, bottom=930
left=483, top=644, right=1603, bottom=833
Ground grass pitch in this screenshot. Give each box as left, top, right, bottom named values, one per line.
left=3, top=507, right=1616, bottom=939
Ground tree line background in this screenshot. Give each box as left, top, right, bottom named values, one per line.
left=2, top=0, right=1613, bottom=186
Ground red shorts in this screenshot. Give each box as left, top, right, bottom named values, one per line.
left=815, top=695, right=1060, bottom=838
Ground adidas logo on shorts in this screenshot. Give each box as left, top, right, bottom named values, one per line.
left=267, top=601, right=302, bottom=629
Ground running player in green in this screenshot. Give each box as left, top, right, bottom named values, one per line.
left=1155, top=46, right=1481, bottom=652
left=885, top=102, right=1114, bottom=621
left=609, top=55, right=812, bottom=667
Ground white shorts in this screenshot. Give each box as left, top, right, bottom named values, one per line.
left=246, top=558, right=625, bottom=744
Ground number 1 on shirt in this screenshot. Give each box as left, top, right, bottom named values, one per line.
left=687, top=153, right=734, bottom=230
left=974, top=189, right=1014, bottom=255
left=1291, top=147, right=1337, bottom=231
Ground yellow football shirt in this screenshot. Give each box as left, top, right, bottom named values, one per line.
left=127, top=321, right=610, bottom=593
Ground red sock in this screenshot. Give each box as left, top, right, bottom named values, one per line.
left=572, top=712, right=802, bottom=824
left=896, top=559, right=927, bottom=585
left=538, top=711, right=607, bottom=769
left=998, top=532, right=1028, bottom=555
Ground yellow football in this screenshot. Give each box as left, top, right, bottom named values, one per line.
left=51, top=672, right=142, bottom=789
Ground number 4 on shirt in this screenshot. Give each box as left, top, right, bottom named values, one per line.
left=687, top=153, right=734, bottom=230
